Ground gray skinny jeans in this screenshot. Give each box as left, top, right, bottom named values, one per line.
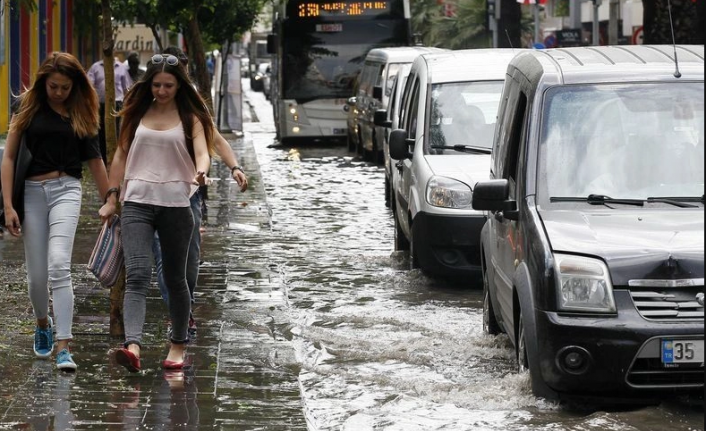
left=121, top=202, right=193, bottom=347
left=23, top=176, right=82, bottom=341
left=153, top=190, right=202, bottom=313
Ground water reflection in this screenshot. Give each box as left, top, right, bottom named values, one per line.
left=105, top=380, right=142, bottom=430
left=154, top=368, right=200, bottom=429
left=25, top=361, right=76, bottom=430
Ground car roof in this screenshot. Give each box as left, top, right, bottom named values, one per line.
left=365, top=46, right=446, bottom=63
left=510, top=45, right=704, bottom=86
left=415, top=49, right=528, bottom=84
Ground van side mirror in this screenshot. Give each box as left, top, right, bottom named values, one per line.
left=472, top=180, right=517, bottom=218
left=266, top=35, right=277, bottom=54
left=389, top=129, right=413, bottom=160
left=374, top=109, right=392, bottom=128
left=373, top=85, right=383, bottom=101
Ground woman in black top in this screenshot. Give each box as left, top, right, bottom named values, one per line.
left=1, top=52, right=109, bottom=371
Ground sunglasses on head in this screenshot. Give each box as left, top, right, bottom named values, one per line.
left=151, top=54, right=180, bottom=66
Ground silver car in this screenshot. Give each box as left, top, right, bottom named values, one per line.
left=389, top=49, right=525, bottom=281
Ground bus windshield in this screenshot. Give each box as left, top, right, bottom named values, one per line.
left=282, top=19, right=410, bottom=101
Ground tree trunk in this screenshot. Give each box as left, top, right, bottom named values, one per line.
left=101, top=0, right=125, bottom=338
left=498, top=0, right=522, bottom=48
left=185, top=3, right=214, bottom=115
left=643, top=0, right=704, bottom=44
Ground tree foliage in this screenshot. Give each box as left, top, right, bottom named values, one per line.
left=411, top=0, right=525, bottom=49
left=642, top=0, right=705, bottom=44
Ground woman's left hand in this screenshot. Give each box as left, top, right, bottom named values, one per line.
left=232, top=170, right=248, bottom=192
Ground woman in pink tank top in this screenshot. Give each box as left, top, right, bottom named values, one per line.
left=99, top=53, right=215, bottom=373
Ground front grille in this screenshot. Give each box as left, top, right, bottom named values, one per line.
left=628, top=357, right=704, bottom=387
left=629, top=289, right=704, bottom=320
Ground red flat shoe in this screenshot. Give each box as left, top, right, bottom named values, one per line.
left=115, top=348, right=141, bottom=373
left=162, top=359, right=184, bottom=370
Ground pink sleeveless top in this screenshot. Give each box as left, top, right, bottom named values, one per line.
left=121, top=122, right=197, bottom=207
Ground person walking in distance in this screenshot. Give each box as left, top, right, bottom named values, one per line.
left=126, top=51, right=145, bottom=84
left=152, top=47, right=248, bottom=338
left=87, top=57, right=132, bottom=165
left=99, top=53, right=215, bottom=372
left=1, top=52, right=110, bottom=371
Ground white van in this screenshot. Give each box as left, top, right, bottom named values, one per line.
left=345, top=46, right=444, bottom=163
left=389, top=49, right=525, bottom=281
left=373, top=63, right=412, bottom=208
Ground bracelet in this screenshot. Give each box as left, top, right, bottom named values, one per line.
left=231, top=165, right=244, bottom=175
left=104, top=187, right=120, bottom=203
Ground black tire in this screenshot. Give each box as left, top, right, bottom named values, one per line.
left=394, top=210, right=409, bottom=251
left=384, top=175, right=391, bottom=208
left=483, top=267, right=501, bottom=335
left=409, top=221, right=420, bottom=270
left=347, top=132, right=356, bottom=152
left=517, top=308, right=529, bottom=374
left=372, top=132, right=385, bottom=165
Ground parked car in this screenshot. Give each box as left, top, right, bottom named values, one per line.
left=374, top=63, right=412, bottom=208
left=346, top=46, right=444, bottom=162
left=389, top=49, right=524, bottom=280
left=472, top=45, right=704, bottom=403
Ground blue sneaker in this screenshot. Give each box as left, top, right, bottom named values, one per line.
left=33, top=316, right=54, bottom=359
left=56, top=348, right=77, bottom=372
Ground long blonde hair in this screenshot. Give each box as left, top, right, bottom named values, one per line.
left=9, top=52, right=99, bottom=138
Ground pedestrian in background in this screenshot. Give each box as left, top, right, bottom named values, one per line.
left=126, top=51, right=145, bottom=84
left=87, top=57, right=132, bottom=165
left=1, top=52, right=110, bottom=371
left=152, top=47, right=248, bottom=338
left=100, top=53, right=215, bottom=372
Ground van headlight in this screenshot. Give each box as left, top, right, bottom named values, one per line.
left=555, top=254, right=616, bottom=313
left=425, top=176, right=472, bottom=209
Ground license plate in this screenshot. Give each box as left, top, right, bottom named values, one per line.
left=661, top=339, right=704, bottom=364
left=333, top=128, right=346, bottom=135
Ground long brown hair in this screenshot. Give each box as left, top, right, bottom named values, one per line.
left=118, top=56, right=215, bottom=160
left=9, top=52, right=99, bottom=137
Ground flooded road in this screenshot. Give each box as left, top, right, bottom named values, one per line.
left=0, top=88, right=701, bottom=430
left=246, top=93, right=704, bottom=431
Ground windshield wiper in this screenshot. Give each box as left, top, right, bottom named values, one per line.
left=550, top=194, right=644, bottom=206
left=429, top=144, right=491, bottom=154
left=646, top=196, right=702, bottom=208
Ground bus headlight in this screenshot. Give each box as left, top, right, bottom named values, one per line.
left=425, top=177, right=472, bottom=209
left=555, top=254, right=616, bottom=313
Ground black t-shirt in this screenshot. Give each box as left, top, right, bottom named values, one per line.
left=25, top=105, right=102, bottom=179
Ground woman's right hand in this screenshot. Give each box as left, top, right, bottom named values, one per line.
left=98, top=202, right=117, bottom=225
left=3, top=207, right=22, bottom=237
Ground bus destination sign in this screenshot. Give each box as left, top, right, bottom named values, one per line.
left=298, top=1, right=390, bottom=17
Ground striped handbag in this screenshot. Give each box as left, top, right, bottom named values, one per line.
left=88, top=214, right=124, bottom=287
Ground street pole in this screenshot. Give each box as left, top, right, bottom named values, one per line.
left=592, top=0, right=602, bottom=45
left=534, top=3, right=540, bottom=45
left=608, top=0, right=620, bottom=44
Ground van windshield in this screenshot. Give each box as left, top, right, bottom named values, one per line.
left=538, top=82, right=705, bottom=202
left=426, top=81, right=504, bottom=154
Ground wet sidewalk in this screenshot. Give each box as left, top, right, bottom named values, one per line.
left=0, top=92, right=307, bottom=429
